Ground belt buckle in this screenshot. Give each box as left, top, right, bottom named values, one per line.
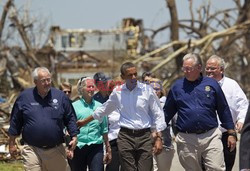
left=132, top=129, right=138, bottom=133
left=196, top=130, right=202, bottom=134
left=42, top=145, right=47, bottom=148
left=132, top=129, right=141, bottom=134
left=196, top=129, right=206, bottom=134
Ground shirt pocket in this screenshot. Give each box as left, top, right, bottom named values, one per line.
left=197, top=89, right=216, bottom=108
left=48, top=107, right=63, bottom=119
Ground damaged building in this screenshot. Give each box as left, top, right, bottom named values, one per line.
left=47, top=18, right=150, bottom=84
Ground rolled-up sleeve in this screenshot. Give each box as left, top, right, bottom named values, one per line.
left=149, top=90, right=167, bottom=132
left=93, top=90, right=119, bottom=122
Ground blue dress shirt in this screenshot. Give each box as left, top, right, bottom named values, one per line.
left=163, top=76, right=234, bottom=132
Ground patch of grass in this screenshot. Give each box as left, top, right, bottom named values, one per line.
left=0, top=161, right=24, bottom=171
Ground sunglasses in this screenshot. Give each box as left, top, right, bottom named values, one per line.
left=63, top=90, right=71, bottom=94
left=80, top=76, right=87, bottom=82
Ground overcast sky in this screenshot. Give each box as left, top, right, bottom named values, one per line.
left=2, top=0, right=240, bottom=45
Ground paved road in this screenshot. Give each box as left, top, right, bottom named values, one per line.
left=170, top=139, right=240, bottom=171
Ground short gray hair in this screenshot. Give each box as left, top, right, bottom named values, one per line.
left=32, top=67, right=51, bottom=81
left=207, top=55, right=226, bottom=69
left=183, top=53, right=202, bottom=66
left=77, top=77, right=93, bottom=95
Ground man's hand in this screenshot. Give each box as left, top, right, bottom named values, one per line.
left=68, top=136, right=77, bottom=151
left=151, top=131, right=157, bottom=139
left=9, top=136, right=18, bottom=158
left=9, top=144, right=18, bottom=158
left=153, top=137, right=163, bottom=155
left=66, top=148, right=74, bottom=159
left=77, top=116, right=94, bottom=128
left=227, top=135, right=237, bottom=152
left=76, top=119, right=86, bottom=128
left=76, top=120, right=86, bottom=128
left=235, top=122, right=244, bottom=133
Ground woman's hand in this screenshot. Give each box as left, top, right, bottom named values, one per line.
left=103, top=145, right=112, bottom=164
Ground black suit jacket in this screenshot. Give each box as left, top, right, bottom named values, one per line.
left=240, top=106, right=250, bottom=170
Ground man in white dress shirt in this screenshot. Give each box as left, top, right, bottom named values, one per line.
left=206, top=55, right=249, bottom=171
left=77, top=62, right=166, bottom=171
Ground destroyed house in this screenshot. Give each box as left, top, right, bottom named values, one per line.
left=48, top=18, right=144, bottom=59
left=47, top=18, right=145, bottom=84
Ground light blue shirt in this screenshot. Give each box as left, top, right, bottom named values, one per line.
left=73, top=98, right=108, bottom=149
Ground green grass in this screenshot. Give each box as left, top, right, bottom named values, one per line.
left=0, top=161, right=24, bottom=171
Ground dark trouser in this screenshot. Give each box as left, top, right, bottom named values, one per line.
left=106, top=139, right=121, bottom=171
left=70, top=143, right=104, bottom=171
left=222, top=132, right=236, bottom=171
left=117, top=127, right=153, bottom=171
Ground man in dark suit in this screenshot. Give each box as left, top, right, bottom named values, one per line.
left=240, top=105, right=250, bottom=170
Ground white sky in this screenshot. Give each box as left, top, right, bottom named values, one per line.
left=1, top=0, right=240, bottom=45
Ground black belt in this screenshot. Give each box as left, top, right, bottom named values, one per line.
left=120, top=127, right=150, bottom=134
left=178, top=128, right=213, bottom=134
left=37, top=143, right=61, bottom=149
left=23, top=140, right=62, bottom=149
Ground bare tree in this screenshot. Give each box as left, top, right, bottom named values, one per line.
left=136, top=0, right=250, bottom=97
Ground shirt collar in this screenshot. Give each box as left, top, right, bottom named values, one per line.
left=218, top=75, right=225, bottom=87
left=122, top=80, right=143, bottom=91
left=34, top=87, right=51, bottom=99
left=184, top=75, right=203, bottom=84
left=80, top=97, right=94, bottom=106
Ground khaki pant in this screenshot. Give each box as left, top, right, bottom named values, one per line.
left=153, top=147, right=175, bottom=171
left=21, top=144, right=70, bottom=171
left=176, top=128, right=225, bottom=171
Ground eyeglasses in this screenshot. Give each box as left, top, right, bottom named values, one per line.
left=205, top=67, right=219, bottom=71
left=181, top=66, right=196, bottom=72
left=39, top=78, right=51, bottom=84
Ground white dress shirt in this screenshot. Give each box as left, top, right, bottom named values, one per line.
left=108, top=109, right=121, bottom=141
left=93, top=81, right=166, bottom=132
left=218, top=76, right=249, bottom=132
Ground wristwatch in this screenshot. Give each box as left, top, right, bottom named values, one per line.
left=228, top=132, right=237, bottom=141
left=156, top=135, right=163, bottom=141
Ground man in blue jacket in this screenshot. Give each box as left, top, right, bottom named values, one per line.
left=8, top=67, right=79, bottom=171
left=163, top=53, right=237, bottom=171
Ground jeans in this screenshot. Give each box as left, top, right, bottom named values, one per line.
left=70, top=143, right=104, bottom=171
